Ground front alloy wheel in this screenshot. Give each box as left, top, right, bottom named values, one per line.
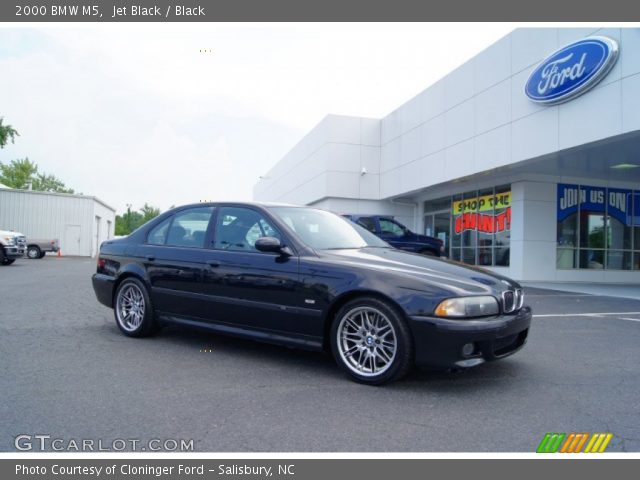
left=331, top=297, right=413, bottom=385
left=114, top=278, right=158, bottom=337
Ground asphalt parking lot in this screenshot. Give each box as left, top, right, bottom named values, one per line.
left=1, top=257, right=639, bottom=452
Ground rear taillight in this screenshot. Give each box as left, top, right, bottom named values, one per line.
left=97, top=257, right=106, bottom=269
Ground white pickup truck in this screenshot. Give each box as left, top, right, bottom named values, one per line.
left=0, top=229, right=27, bottom=265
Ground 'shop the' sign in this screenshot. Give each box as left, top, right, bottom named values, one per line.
left=525, top=36, right=619, bottom=105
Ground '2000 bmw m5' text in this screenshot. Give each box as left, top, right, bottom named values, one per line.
left=92, top=202, right=531, bottom=384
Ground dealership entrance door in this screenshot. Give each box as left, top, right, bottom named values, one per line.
left=424, top=211, right=451, bottom=258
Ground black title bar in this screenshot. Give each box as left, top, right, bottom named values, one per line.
left=2, top=459, right=640, bottom=480
left=0, top=0, right=639, bottom=22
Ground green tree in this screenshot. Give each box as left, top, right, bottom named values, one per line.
left=0, top=117, right=19, bottom=148
left=0, top=158, right=75, bottom=193
left=33, top=172, right=75, bottom=193
left=0, top=157, right=36, bottom=189
left=115, top=203, right=161, bottom=236
left=140, top=203, right=161, bottom=223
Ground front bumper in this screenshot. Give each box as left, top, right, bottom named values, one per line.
left=92, top=273, right=115, bottom=308
left=4, top=246, right=26, bottom=259
left=408, top=306, right=532, bottom=369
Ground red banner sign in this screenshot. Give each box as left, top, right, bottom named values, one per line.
left=454, top=207, right=511, bottom=234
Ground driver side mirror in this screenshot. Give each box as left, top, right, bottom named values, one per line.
left=255, top=236, right=292, bottom=256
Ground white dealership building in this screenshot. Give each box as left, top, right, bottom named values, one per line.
left=0, top=187, right=116, bottom=257
left=254, top=28, right=640, bottom=283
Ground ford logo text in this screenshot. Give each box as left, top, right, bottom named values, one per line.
left=525, top=36, right=619, bottom=105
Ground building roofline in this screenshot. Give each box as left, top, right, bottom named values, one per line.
left=0, top=187, right=116, bottom=213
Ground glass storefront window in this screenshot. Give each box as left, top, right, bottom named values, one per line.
left=461, top=190, right=478, bottom=249
left=607, top=250, right=633, bottom=270
left=607, top=216, right=632, bottom=250
left=477, top=188, right=494, bottom=254
left=557, top=248, right=577, bottom=269
left=450, top=194, right=462, bottom=249
left=424, top=197, right=451, bottom=212
left=580, top=212, right=605, bottom=249
left=557, top=183, right=639, bottom=270
left=493, top=185, right=511, bottom=267
left=429, top=185, right=511, bottom=267
left=478, top=246, right=493, bottom=266
left=557, top=212, right=578, bottom=269
left=634, top=193, right=640, bottom=251
left=579, top=249, right=605, bottom=269
left=557, top=213, right=578, bottom=248
left=461, top=248, right=476, bottom=265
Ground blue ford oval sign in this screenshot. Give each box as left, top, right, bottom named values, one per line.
left=525, top=36, right=619, bottom=105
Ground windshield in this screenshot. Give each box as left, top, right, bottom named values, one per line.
left=270, top=207, right=390, bottom=250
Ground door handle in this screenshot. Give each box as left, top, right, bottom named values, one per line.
left=206, top=260, right=220, bottom=268
left=145, top=255, right=156, bottom=262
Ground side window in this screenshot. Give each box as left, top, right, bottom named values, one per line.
left=356, top=217, right=376, bottom=232
left=147, top=217, right=171, bottom=245
left=214, top=207, right=281, bottom=252
left=165, top=207, right=214, bottom=248
left=379, top=218, right=405, bottom=237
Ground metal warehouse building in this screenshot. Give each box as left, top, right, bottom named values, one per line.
left=254, top=28, right=640, bottom=283
left=0, top=187, right=115, bottom=257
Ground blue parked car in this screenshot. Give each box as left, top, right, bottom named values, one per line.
left=342, top=214, right=444, bottom=257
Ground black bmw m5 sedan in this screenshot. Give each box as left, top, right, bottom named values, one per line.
left=92, top=202, right=531, bottom=385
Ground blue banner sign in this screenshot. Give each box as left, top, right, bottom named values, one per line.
left=525, top=36, right=619, bottom=105
left=557, top=183, right=632, bottom=225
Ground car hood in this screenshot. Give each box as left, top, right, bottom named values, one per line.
left=0, top=230, right=25, bottom=237
left=318, top=247, right=519, bottom=296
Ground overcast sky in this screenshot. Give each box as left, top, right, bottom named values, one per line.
left=0, top=23, right=514, bottom=214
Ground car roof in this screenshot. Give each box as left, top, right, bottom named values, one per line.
left=170, top=201, right=301, bottom=211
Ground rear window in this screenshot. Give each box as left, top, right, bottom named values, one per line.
left=147, top=207, right=214, bottom=248
left=356, top=217, right=376, bottom=232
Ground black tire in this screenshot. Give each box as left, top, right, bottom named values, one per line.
left=27, top=246, right=42, bottom=259
left=38, top=251, right=46, bottom=259
left=330, top=296, right=414, bottom=385
left=1, top=249, right=15, bottom=265
left=419, top=248, right=437, bottom=257
left=113, top=277, right=160, bottom=337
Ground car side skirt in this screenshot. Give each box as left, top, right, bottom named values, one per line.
left=157, top=313, right=325, bottom=351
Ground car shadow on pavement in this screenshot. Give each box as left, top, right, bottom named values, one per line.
left=116, top=323, right=531, bottom=393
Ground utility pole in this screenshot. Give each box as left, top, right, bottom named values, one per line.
left=126, top=203, right=132, bottom=233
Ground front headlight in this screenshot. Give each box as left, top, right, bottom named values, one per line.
left=434, top=296, right=499, bottom=318
left=3, top=236, right=16, bottom=246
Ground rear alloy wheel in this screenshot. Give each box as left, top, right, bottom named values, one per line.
left=27, top=246, right=41, bottom=259
left=114, top=278, right=159, bottom=337
left=331, top=297, right=413, bottom=385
